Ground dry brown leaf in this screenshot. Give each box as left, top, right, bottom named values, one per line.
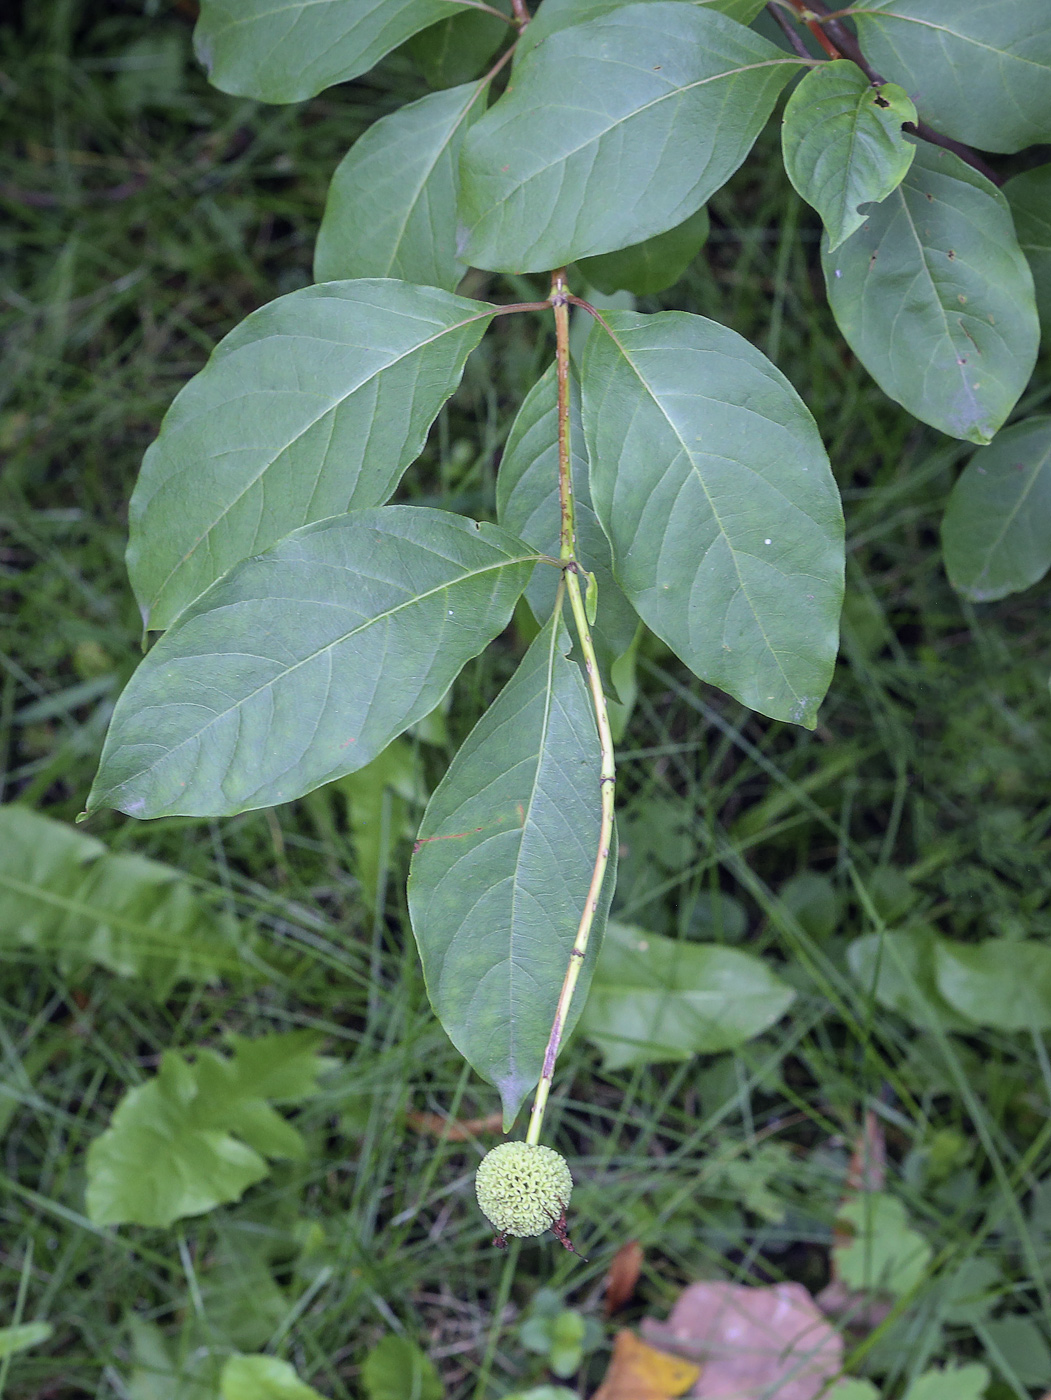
left=604, top=1241, right=645, bottom=1315
left=641, top=1281, right=842, bottom=1399
left=592, top=1329, right=701, bottom=1400
left=404, top=1110, right=502, bottom=1141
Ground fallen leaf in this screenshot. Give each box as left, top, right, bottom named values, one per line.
left=641, top=1281, right=842, bottom=1399
left=604, top=1241, right=644, bottom=1315
left=592, top=1329, right=700, bottom=1400
left=404, top=1110, right=502, bottom=1141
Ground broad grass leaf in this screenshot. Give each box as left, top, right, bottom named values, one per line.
left=0, top=1323, right=53, bottom=1359
left=934, top=939, right=1051, bottom=1032
left=408, top=616, right=609, bottom=1127
left=578, top=207, right=710, bottom=296
left=128, top=282, right=494, bottom=632
left=220, top=1355, right=325, bottom=1400
left=193, top=0, right=469, bottom=102
left=822, top=141, right=1039, bottom=445
left=496, top=363, right=638, bottom=682
left=580, top=922, right=795, bottom=1070
left=0, top=805, right=243, bottom=994
left=460, top=3, right=799, bottom=272
left=853, top=0, right=1051, bottom=155
left=515, top=0, right=766, bottom=65
left=90, top=508, right=533, bottom=820
left=314, top=84, right=487, bottom=290
left=1005, top=166, right=1051, bottom=341
left=362, top=1335, right=443, bottom=1400
left=835, top=1193, right=932, bottom=1296
left=942, top=417, right=1051, bottom=601
left=86, top=1031, right=333, bottom=1227
left=781, top=61, right=916, bottom=251
left=582, top=309, right=843, bottom=727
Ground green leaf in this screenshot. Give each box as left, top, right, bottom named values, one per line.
left=834, top=1193, right=933, bottom=1297
left=126, top=1317, right=218, bottom=1400
left=460, top=3, right=799, bottom=272
left=314, top=84, right=487, bottom=290
left=781, top=60, right=917, bottom=252
left=193, top=0, right=469, bottom=102
left=903, top=1364, right=990, bottom=1400
left=579, top=922, right=795, bottom=1070
left=408, top=616, right=609, bottom=1126
left=90, top=508, right=533, bottom=820
left=847, top=928, right=970, bottom=1030
left=362, top=1335, right=443, bottom=1400
left=582, top=309, right=844, bottom=727
left=578, top=206, right=710, bottom=296
left=935, top=939, right=1051, bottom=1032
left=0, top=805, right=244, bottom=993
left=982, top=1316, right=1050, bottom=1386
left=941, top=416, right=1051, bottom=602
left=833, top=1384, right=880, bottom=1400
left=86, top=1031, right=332, bottom=1227
left=496, top=363, right=639, bottom=681
left=128, top=281, right=494, bottom=632
left=822, top=140, right=1039, bottom=445
left=220, top=1355, right=325, bottom=1400
left=852, top=0, right=1051, bottom=155
left=407, top=2, right=510, bottom=88
left=1005, top=165, right=1051, bottom=341
left=515, top=0, right=767, bottom=65
left=0, top=1322, right=53, bottom=1359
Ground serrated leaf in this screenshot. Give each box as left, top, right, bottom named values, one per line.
left=515, top=0, right=766, bottom=65
left=362, top=1336, right=443, bottom=1400
left=852, top=0, right=1051, bottom=155
left=408, top=616, right=609, bottom=1125
left=579, top=922, right=795, bottom=1070
left=408, top=1, right=510, bottom=88
left=496, top=364, right=638, bottom=681
left=578, top=206, right=710, bottom=296
left=582, top=309, right=843, bottom=727
left=128, top=281, right=494, bottom=632
left=935, top=939, right=1051, bottom=1032
left=193, top=0, right=469, bottom=102
left=835, top=1193, right=932, bottom=1296
left=822, top=140, right=1039, bottom=445
left=0, top=805, right=243, bottom=994
left=86, top=1031, right=332, bottom=1227
left=460, top=3, right=799, bottom=273
left=0, top=1322, right=53, bottom=1359
left=942, top=416, right=1051, bottom=602
left=90, top=508, right=533, bottom=820
left=221, top=1355, right=325, bottom=1400
left=781, top=60, right=916, bottom=251
left=1005, top=165, right=1051, bottom=341
left=314, top=84, right=487, bottom=290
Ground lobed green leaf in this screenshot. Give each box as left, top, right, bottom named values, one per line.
left=942, top=416, right=1051, bottom=602
left=781, top=60, right=917, bottom=252
left=314, top=83, right=488, bottom=290
left=582, top=309, right=844, bottom=728
left=90, top=507, right=534, bottom=819
left=822, top=140, right=1039, bottom=444
left=460, top=2, right=799, bottom=272
left=128, top=281, right=494, bottom=632
left=408, top=616, right=609, bottom=1126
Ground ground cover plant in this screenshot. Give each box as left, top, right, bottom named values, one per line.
left=3, top=0, right=1051, bottom=1396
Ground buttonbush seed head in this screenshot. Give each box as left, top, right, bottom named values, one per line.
left=475, top=1141, right=572, bottom=1238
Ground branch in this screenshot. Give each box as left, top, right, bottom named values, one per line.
left=766, top=3, right=811, bottom=60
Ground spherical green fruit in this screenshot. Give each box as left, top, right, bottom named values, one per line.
left=475, top=1142, right=572, bottom=1238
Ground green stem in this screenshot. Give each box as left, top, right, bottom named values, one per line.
left=524, top=272, right=617, bottom=1149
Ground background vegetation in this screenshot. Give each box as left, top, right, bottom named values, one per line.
left=3, top=1, right=1051, bottom=1395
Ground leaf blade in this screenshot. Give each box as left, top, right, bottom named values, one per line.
left=460, top=2, right=799, bottom=272
left=582, top=309, right=844, bottom=727
left=408, top=616, right=608, bottom=1125
left=90, top=507, right=533, bottom=819
left=578, top=206, right=710, bottom=296
left=1005, top=165, right=1051, bottom=343
left=822, top=140, right=1039, bottom=444
left=128, top=281, right=494, bottom=631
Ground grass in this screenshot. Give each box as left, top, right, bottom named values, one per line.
left=3, top=2, right=1051, bottom=1396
